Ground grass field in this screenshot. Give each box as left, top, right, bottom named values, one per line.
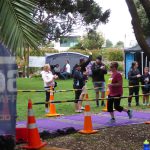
left=17, top=75, right=146, bottom=121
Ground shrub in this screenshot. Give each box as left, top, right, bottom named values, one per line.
left=107, top=50, right=123, bottom=61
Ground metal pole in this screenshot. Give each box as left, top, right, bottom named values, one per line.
left=145, top=56, right=148, bottom=67
left=141, top=52, right=144, bottom=75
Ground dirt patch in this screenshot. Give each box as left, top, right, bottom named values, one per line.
left=47, top=124, right=150, bottom=150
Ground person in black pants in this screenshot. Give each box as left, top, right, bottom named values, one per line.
left=128, top=61, right=141, bottom=107
left=107, top=62, right=132, bottom=123
left=73, top=64, right=85, bottom=113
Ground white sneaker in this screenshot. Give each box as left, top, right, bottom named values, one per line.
left=80, top=106, right=85, bottom=110
left=45, top=108, right=49, bottom=113
left=143, top=103, right=146, bottom=106
left=75, top=110, right=82, bottom=113
left=146, top=103, right=149, bottom=106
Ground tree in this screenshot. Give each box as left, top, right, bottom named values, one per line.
left=0, top=0, right=43, bottom=149
left=125, top=0, right=150, bottom=57
left=115, top=41, right=124, bottom=49
left=34, top=0, right=110, bottom=42
left=0, top=0, right=43, bottom=54
left=106, top=39, right=113, bottom=48
left=76, top=29, right=105, bottom=50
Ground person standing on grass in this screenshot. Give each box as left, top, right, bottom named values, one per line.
left=141, top=67, right=150, bottom=106
left=41, top=64, right=58, bottom=113
left=128, top=61, right=141, bottom=107
left=91, top=55, right=107, bottom=107
left=73, top=64, right=87, bottom=113
left=79, top=52, right=93, bottom=110
left=107, top=62, right=132, bottom=123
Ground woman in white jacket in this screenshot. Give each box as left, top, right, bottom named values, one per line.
left=41, top=64, right=58, bottom=113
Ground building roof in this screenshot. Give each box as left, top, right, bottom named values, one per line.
left=124, top=37, right=150, bottom=52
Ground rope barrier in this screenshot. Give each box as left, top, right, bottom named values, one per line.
left=33, top=93, right=150, bottom=105
left=17, top=84, right=150, bottom=93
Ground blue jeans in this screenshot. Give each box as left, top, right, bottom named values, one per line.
left=60, top=72, right=70, bottom=79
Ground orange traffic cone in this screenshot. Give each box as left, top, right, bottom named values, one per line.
left=45, top=87, right=61, bottom=117
left=79, top=104, right=98, bottom=134
left=145, top=121, right=150, bottom=124
left=21, top=99, right=47, bottom=149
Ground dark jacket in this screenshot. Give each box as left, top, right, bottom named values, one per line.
left=91, top=62, right=107, bottom=82
left=128, top=68, right=140, bottom=85
left=141, top=74, right=150, bottom=86
left=80, top=55, right=92, bottom=73
left=73, top=70, right=85, bottom=89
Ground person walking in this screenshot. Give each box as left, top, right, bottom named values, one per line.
left=128, top=61, right=141, bottom=107
left=107, top=62, right=132, bottom=123
left=141, top=67, right=150, bottom=106
left=73, top=64, right=86, bottom=112
left=41, top=64, right=58, bottom=113
left=91, top=56, right=107, bottom=107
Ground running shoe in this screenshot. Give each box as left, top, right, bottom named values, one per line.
left=108, top=118, right=116, bottom=124
left=127, top=110, right=133, bottom=119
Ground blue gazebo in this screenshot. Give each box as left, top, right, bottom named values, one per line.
left=124, top=39, right=150, bottom=78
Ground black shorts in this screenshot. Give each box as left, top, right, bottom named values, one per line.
left=142, top=87, right=150, bottom=94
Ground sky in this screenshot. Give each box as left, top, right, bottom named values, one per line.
left=95, top=0, right=137, bottom=47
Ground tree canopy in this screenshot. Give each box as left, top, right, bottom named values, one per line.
left=106, top=39, right=113, bottom=48
left=73, top=29, right=105, bottom=50
left=35, top=0, right=110, bottom=42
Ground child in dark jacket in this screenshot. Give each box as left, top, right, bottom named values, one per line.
left=141, top=67, right=150, bottom=105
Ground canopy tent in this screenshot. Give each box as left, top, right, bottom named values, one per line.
left=45, top=52, right=89, bottom=71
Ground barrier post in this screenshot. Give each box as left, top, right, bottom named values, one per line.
left=45, top=86, right=61, bottom=117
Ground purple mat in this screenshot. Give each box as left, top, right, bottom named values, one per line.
left=17, top=110, right=150, bottom=133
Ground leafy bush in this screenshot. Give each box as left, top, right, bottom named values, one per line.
left=107, top=50, right=123, bottom=61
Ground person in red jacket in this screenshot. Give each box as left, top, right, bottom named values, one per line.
left=107, top=62, right=132, bottom=123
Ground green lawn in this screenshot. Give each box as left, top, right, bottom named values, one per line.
left=17, top=75, right=147, bottom=121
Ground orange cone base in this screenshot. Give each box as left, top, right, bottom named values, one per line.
left=21, top=141, right=47, bottom=149
left=78, top=129, right=98, bottom=134
left=45, top=113, right=62, bottom=117
left=145, top=121, right=150, bottom=124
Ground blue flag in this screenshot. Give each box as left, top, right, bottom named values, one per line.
left=0, top=43, right=17, bottom=135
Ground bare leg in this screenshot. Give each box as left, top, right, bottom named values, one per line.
left=78, top=93, right=85, bottom=109
left=75, top=103, right=78, bottom=111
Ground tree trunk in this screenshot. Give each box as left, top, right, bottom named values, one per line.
left=125, top=0, right=150, bottom=58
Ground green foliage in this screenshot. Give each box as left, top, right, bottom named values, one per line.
left=73, top=30, right=105, bottom=50
left=107, top=50, right=124, bottom=61
left=106, top=39, right=113, bottom=48
left=0, top=0, right=43, bottom=53
left=35, top=0, right=110, bottom=41
left=134, top=0, right=150, bottom=36
left=68, top=49, right=103, bottom=60
left=115, top=41, right=124, bottom=48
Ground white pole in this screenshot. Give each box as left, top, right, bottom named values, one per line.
left=145, top=56, right=147, bottom=67
left=141, top=52, right=144, bottom=75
